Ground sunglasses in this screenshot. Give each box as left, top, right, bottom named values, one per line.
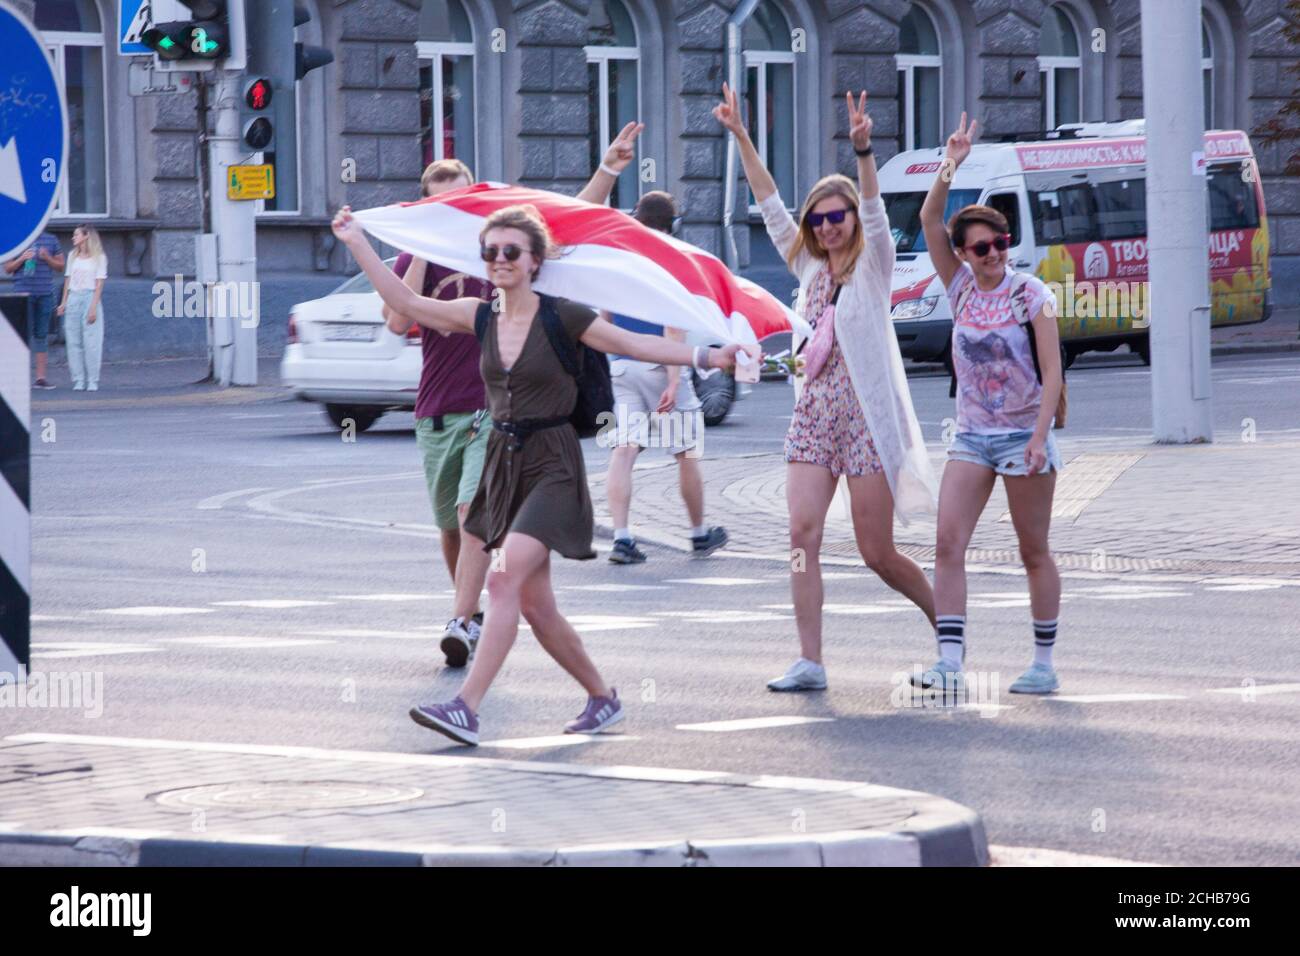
left=960, top=234, right=1012, bottom=257
left=480, top=243, right=525, bottom=263
left=806, top=208, right=854, bottom=228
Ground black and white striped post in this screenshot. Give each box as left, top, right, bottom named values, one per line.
left=0, top=294, right=30, bottom=680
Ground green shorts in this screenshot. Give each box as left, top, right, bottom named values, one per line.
left=415, top=411, right=490, bottom=531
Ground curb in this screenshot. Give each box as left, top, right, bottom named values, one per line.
left=0, top=733, right=988, bottom=868
left=1210, top=340, right=1300, bottom=356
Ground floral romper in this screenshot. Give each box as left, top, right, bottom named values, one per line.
left=784, top=264, right=883, bottom=477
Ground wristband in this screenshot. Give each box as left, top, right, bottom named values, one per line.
left=693, top=346, right=711, bottom=372
left=854, top=144, right=873, bottom=157
left=599, top=162, right=620, bottom=177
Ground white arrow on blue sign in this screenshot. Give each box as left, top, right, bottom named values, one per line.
left=0, top=2, right=67, bottom=264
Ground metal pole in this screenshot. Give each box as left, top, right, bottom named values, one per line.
left=1140, top=0, right=1213, bottom=442
left=721, top=0, right=761, bottom=271
left=208, top=72, right=259, bottom=386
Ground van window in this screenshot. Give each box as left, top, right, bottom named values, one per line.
left=986, top=193, right=1022, bottom=245
left=1031, top=182, right=1095, bottom=245
left=1093, top=178, right=1147, bottom=240
left=884, top=188, right=981, bottom=253
left=1208, top=165, right=1260, bottom=230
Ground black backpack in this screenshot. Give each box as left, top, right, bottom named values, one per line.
left=474, top=295, right=614, bottom=439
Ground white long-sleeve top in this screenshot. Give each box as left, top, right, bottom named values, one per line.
left=758, top=189, right=938, bottom=524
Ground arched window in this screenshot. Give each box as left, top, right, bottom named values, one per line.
left=897, top=4, right=942, bottom=151
left=417, top=0, right=476, bottom=171
left=1038, top=5, right=1082, bottom=129
left=36, top=0, right=108, bottom=216
left=585, top=0, right=640, bottom=209
left=743, top=1, right=796, bottom=209
left=1202, top=21, right=1214, bottom=128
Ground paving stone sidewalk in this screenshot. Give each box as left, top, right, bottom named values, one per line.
left=592, top=434, right=1300, bottom=578
left=0, top=736, right=986, bottom=867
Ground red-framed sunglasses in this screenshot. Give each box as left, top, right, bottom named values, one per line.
left=959, top=234, right=1012, bottom=257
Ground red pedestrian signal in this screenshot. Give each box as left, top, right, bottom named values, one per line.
left=245, top=78, right=273, bottom=111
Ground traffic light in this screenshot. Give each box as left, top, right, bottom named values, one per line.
left=240, top=77, right=275, bottom=152
left=142, top=1, right=247, bottom=72
left=293, top=4, right=334, bottom=81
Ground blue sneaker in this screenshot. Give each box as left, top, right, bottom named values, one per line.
left=909, top=658, right=963, bottom=691
left=409, top=696, right=479, bottom=745
left=564, top=688, right=624, bottom=734
left=609, top=538, right=646, bottom=564
left=1009, top=662, right=1060, bottom=694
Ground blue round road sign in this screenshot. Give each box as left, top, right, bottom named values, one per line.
left=0, top=2, right=68, bottom=262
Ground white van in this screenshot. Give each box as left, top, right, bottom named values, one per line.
left=878, top=120, right=1273, bottom=368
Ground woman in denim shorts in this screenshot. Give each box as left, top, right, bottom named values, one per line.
left=913, top=113, right=1066, bottom=695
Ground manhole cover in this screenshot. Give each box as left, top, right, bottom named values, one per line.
left=155, top=781, right=424, bottom=811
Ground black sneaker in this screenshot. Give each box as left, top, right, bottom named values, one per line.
left=691, top=526, right=729, bottom=558
left=609, top=538, right=646, bottom=564
left=33, top=378, right=54, bottom=390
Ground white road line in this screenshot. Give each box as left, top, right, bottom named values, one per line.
left=476, top=734, right=640, bottom=750
left=330, top=593, right=438, bottom=601
left=196, top=487, right=274, bottom=510
left=30, top=642, right=162, bottom=659
left=30, top=615, right=82, bottom=622
left=1, top=733, right=734, bottom=783
left=989, top=845, right=1163, bottom=867
left=97, top=606, right=215, bottom=617
left=559, top=583, right=670, bottom=592
left=1203, top=583, right=1283, bottom=592
left=1206, top=682, right=1300, bottom=697
left=1048, top=693, right=1187, bottom=703
left=209, top=599, right=336, bottom=609
left=663, top=577, right=764, bottom=586
left=652, top=610, right=792, bottom=623
left=523, top=615, right=657, bottom=632
left=676, top=716, right=835, bottom=733
left=300, top=629, right=432, bottom=640
left=158, top=637, right=337, bottom=649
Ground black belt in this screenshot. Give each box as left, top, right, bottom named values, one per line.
left=493, top=415, right=569, bottom=451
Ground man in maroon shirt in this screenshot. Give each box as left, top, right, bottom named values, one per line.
left=384, top=128, right=643, bottom=667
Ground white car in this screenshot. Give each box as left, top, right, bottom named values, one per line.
left=280, top=258, right=421, bottom=432
left=281, top=258, right=751, bottom=432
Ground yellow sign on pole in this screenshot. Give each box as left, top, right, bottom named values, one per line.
left=228, top=164, right=275, bottom=201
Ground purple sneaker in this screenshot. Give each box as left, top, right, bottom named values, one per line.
left=563, top=688, right=624, bottom=735
left=409, top=696, right=479, bottom=746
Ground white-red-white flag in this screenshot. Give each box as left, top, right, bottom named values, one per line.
left=352, top=183, right=811, bottom=343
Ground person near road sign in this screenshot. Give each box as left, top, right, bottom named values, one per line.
left=331, top=130, right=751, bottom=747
left=56, top=226, right=108, bottom=392
left=914, top=112, right=1065, bottom=696
left=3, top=232, right=65, bottom=389
left=600, top=190, right=729, bottom=566
left=714, top=86, right=939, bottom=693
left=381, top=159, right=495, bottom=669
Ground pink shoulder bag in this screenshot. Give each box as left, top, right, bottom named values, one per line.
left=800, top=284, right=842, bottom=381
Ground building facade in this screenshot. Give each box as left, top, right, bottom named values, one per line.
left=15, top=0, right=1300, bottom=288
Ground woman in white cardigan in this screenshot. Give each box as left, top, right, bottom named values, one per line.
left=714, top=85, right=938, bottom=692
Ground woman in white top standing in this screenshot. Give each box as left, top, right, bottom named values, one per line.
left=57, top=225, right=108, bottom=391
left=714, top=85, right=939, bottom=692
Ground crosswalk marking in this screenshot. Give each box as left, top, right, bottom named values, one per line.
left=210, top=600, right=335, bottom=609
left=663, top=577, right=763, bottom=586
left=30, top=642, right=163, bottom=659
left=653, top=610, right=792, bottom=623
left=1205, top=682, right=1300, bottom=697
left=97, top=607, right=215, bottom=617
left=1048, top=693, right=1187, bottom=703
left=329, top=593, right=438, bottom=601
left=560, top=583, right=670, bottom=592
left=300, top=629, right=431, bottom=640
left=676, top=716, right=835, bottom=733
left=476, top=734, right=640, bottom=749
left=158, top=637, right=337, bottom=649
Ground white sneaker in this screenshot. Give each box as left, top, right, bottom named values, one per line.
left=72, top=383, right=86, bottom=391
left=87, top=384, right=98, bottom=391
left=766, top=658, right=827, bottom=692
left=440, top=618, right=472, bottom=668
left=466, top=616, right=482, bottom=644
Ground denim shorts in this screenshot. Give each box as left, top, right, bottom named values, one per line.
left=948, top=429, right=1063, bottom=476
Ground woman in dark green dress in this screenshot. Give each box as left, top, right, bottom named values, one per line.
left=332, top=203, right=749, bottom=746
